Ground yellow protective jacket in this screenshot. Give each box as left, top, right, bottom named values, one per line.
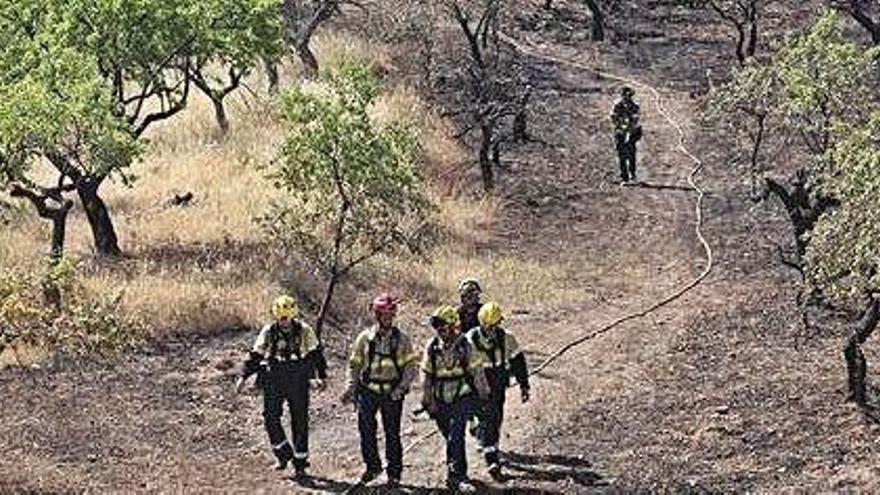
left=466, top=326, right=530, bottom=391
left=347, top=325, right=419, bottom=396
left=241, top=319, right=325, bottom=385
left=420, top=335, right=490, bottom=405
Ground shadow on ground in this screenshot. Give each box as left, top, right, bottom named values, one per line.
left=503, top=451, right=607, bottom=488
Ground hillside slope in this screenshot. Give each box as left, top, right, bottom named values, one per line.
left=3, top=1, right=879, bottom=493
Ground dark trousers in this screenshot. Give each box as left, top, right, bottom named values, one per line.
left=434, top=397, right=475, bottom=482
left=615, top=134, right=637, bottom=181
left=357, top=388, right=404, bottom=479
left=476, top=371, right=508, bottom=466
left=263, top=378, right=310, bottom=469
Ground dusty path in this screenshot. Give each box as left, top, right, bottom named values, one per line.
left=0, top=5, right=735, bottom=495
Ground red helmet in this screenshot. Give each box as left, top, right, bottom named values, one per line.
left=371, top=293, right=398, bottom=315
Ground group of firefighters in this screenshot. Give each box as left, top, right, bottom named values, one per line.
left=234, top=278, right=530, bottom=493
left=231, top=86, right=643, bottom=492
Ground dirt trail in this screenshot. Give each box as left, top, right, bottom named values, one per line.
left=1, top=6, right=740, bottom=495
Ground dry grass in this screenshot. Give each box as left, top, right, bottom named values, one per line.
left=312, top=32, right=394, bottom=74
left=0, top=32, right=509, bottom=348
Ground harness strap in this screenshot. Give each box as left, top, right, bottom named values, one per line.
left=268, top=321, right=303, bottom=362
left=474, top=329, right=506, bottom=369
left=362, top=328, right=403, bottom=392
left=430, top=337, right=471, bottom=403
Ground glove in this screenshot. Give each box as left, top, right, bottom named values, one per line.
left=234, top=376, right=246, bottom=394
left=389, top=387, right=407, bottom=402
left=521, top=386, right=531, bottom=404
left=310, top=378, right=325, bottom=391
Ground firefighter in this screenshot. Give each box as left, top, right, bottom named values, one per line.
left=235, top=295, right=326, bottom=478
left=457, top=278, right=484, bottom=333
left=466, top=301, right=530, bottom=481
left=341, top=293, right=418, bottom=489
left=421, top=305, right=490, bottom=493
left=611, top=86, right=642, bottom=184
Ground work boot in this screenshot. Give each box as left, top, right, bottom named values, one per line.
left=273, top=458, right=289, bottom=471
left=487, top=463, right=503, bottom=481
left=292, top=465, right=308, bottom=480
left=358, top=467, right=382, bottom=485
left=386, top=476, right=401, bottom=491
left=448, top=478, right=477, bottom=494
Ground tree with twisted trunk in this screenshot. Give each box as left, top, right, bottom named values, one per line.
left=2, top=0, right=285, bottom=257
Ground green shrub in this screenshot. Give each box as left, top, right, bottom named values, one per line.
left=0, top=258, right=145, bottom=364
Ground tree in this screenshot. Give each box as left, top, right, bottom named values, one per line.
left=542, top=0, right=614, bottom=42
left=0, top=2, right=138, bottom=304
left=583, top=0, right=606, bottom=41
left=441, top=0, right=529, bottom=192
left=829, top=0, right=880, bottom=45
left=711, top=11, right=880, bottom=404
left=1, top=0, right=284, bottom=257
left=705, top=0, right=767, bottom=65
left=262, top=62, right=434, bottom=336
left=808, top=115, right=880, bottom=404
left=42, top=0, right=198, bottom=256
left=279, top=0, right=349, bottom=78
left=187, top=0, right=284, bottom=136
left=708, top=11, right=878, bottom=274
left=706, top=63, right=775, bottom=200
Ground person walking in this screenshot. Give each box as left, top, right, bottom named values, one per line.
left=457, top=278, right=485, bottom=333
left=466, top=301, right=530, bottom=481
left=421, top=305, right=490, bottom=493
left=341, top=292, right=418, bottom=489
left=235, top=295, right=326, bottom=479
left=611, top=86, right=642, bottom=184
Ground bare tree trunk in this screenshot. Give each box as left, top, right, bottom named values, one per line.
left=282, top=0, right=339, bottom=79
left=845, top=294, right=880, bottom=405
left=583, top=0, right=605, bottom=41
left=836, top=0, right=880, bottom=45
left=263, top=56, right=280, bottom=94
left=77, top=178, right=121, bottom=257
left=314, top=270, right=339, bottom=338
left=746, top=0, right=758, bottom=58
left=707, top=0, right=760, bottom=65
left=479, top=119, right=495, bottom=191
left=296, top=41, right=320, bottom=78
left=748, top=112, right=766, bottom=200
left=9, top=183, right=74, bottom=310
left=764, top=172, right=838, bottom=272
left=513, top=87, right=532, bottom=143
left=211, top=97, right=230, bottom=136
left=189, top=67, right=244, bottom=136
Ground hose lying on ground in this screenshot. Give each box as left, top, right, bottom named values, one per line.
left=401, top=33, right=715, bottom=458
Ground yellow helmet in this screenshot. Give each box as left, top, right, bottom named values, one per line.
left=478, top=301, right=504, bottom=328
left=271, top=295, right=299, bottom=320
left=430, top=304, right=460, bottom=329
